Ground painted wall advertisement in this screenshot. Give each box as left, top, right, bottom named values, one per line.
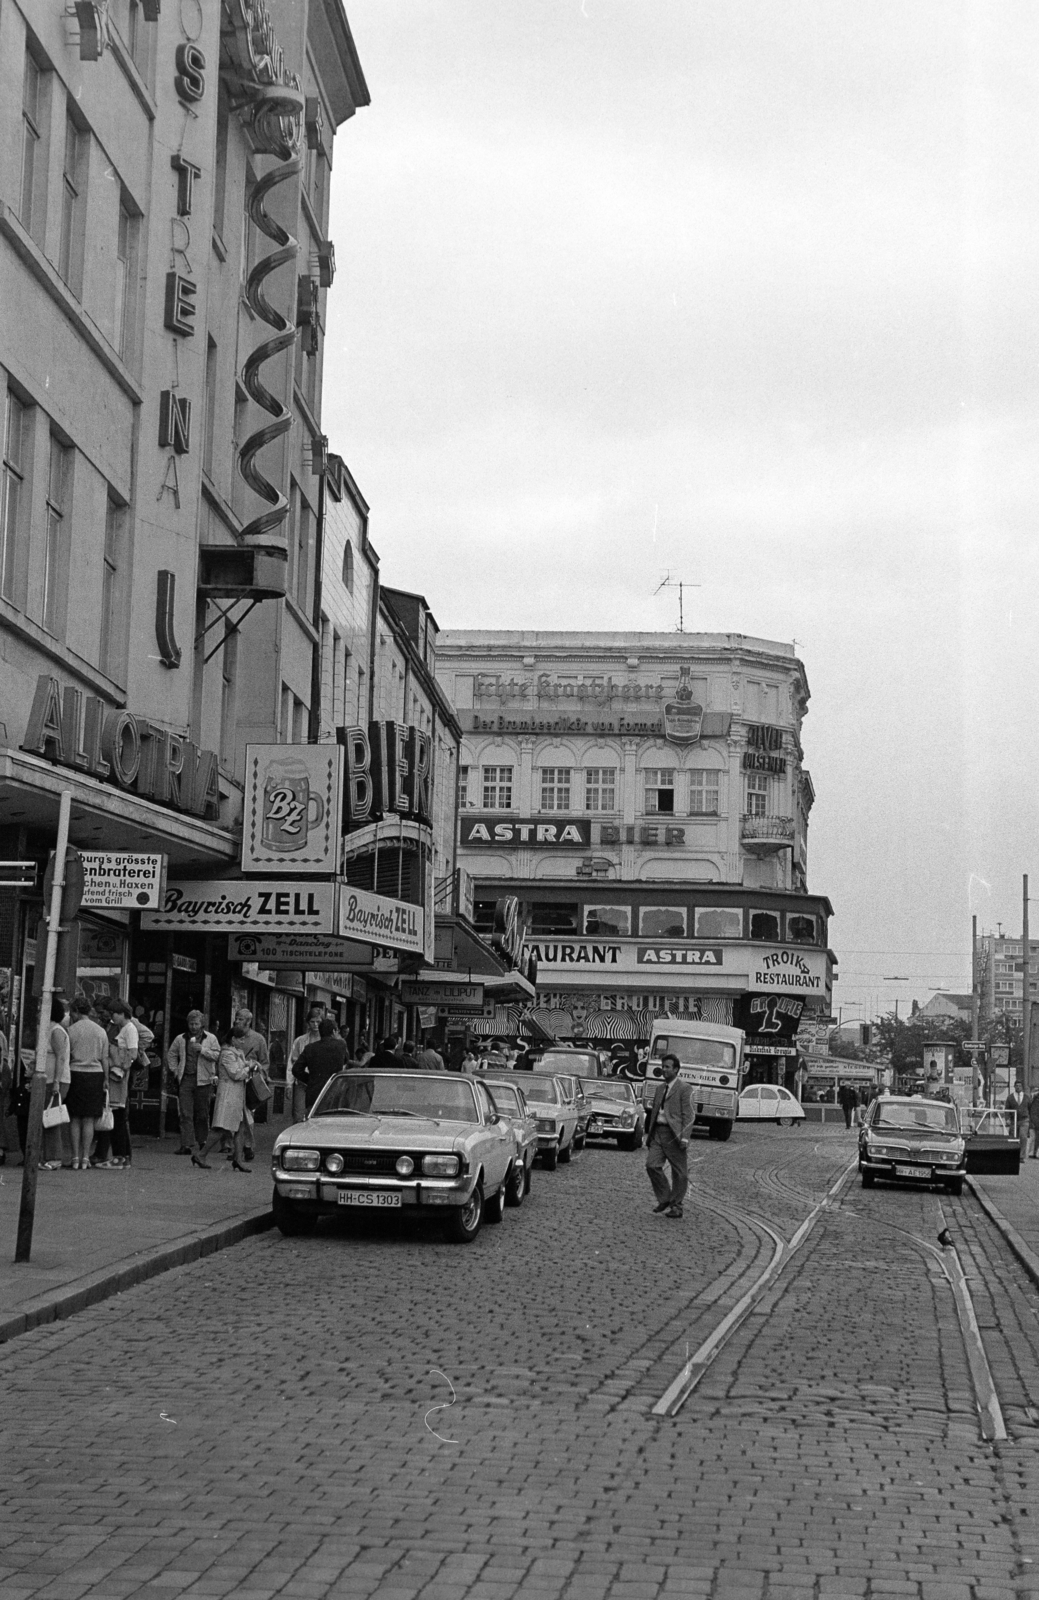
left=142, top=880, right=335, bottom=932
left=241, top=744, right=344, bottom=875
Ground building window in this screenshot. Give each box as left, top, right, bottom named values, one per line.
left=583, top=905, right=630, bottom=937
left=689, top=768, right=720, bottom=815
left=43, top=436, right=71, bottom=636
left=213, top=84, right=230, bottom=240
left=458, top=765, right=471, bottom=810
left=787, top=913, right=818, bottom=945
left=342, top=540, right=354, bottom=592
left=749, top=910, right=781, bottom=941
left=643, top=768, right=675, bottom=814
left=540, top=768, right=571, bottom=811
left=20, top=51, right=43, bottom=236
left=99, top=497, right=125, bottom=677
left=220, top=625, right=238, bottom=766
left=640, top=906, right=686, bottom=938
left=113, top=202, right=137, bottom=361
left=528, top=902, right=579, bottom=935
left=1, top=392, right=28, bottom=603
left=745, top=773, right=769, bottom=817
left=481, top=766, right=513, bottom=810
left=59, top=109, right=86, bottom=294
left=295, top=496, right=312, bottom=613
left=584, top=767, right=616, bottom=812
left=694, top=906, right=743, bottom=939
left=203, top=336, right=218, bottom=476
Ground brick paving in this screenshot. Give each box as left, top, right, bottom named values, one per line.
left=3, top=1126, right=1039, bottom=1596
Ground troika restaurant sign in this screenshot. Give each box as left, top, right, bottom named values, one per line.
left=142, top=880, right=335, bottom=932
left=21, top=675, right=221, bottom=819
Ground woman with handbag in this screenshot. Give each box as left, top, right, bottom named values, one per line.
left=37, top=998, right=72, bottom=1169
left=194, top=1041, right=251, bottom=1170
left=66, top=996, right=111, bottom=1169
left=106, top=1000, right=138, bottom=1169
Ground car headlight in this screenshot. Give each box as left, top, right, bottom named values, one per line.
left=619, top=1112, right=635, bottom=1125
left=536, top=1118, right=557, bottom=1133
left=868, top=1144, right=904, bottom=1159
left=280, top=1148, right=321, bottom=1171
left=324, top=1153, right=344, bottom=1174
left=422, top=1154, right=460, bottom=1177
left=396, top=1156, right=415, bottom=1176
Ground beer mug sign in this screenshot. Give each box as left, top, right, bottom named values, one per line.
left=261, top=758, right=325, bottom=854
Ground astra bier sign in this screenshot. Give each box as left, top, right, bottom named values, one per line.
left=460, top=817, right=592, bottom=848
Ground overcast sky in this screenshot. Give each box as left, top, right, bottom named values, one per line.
left=325, top=1, right=1039, bottom=1022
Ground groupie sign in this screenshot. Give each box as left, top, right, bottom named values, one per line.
left=21, top=675, right=220, bottom=819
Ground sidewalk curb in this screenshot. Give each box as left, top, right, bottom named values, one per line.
left=0, top=1204, right=274, bottom=1347
left=967, top=1175, right=1039, bottom=1291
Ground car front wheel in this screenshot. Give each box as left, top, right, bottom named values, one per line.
left=945, top=1177, right=964, bottom=1196
left=541, top=1144, right=558, bottom=1171
left=272, top=1190, right=317, bottom=1237
left=443, top=1185, right=483, bottom=1243
left=778, top=1116, right=794, bottom=1128
left=484, top=1181, right=506, bottom=1224
left=860, top=1166, right=875, bottom=1188
left=558, top=1138, right=573, bottom=1164
left=617, top=1132, right=639, bottom=1151
left=505, top=1161, right=526, bottom=1207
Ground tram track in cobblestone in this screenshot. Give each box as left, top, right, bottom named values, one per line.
left=648, top=1150, right=1015, bottom=1454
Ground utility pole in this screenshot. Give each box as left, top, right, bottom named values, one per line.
left=15, top=789, right=72, bottom=1263
left=971, top=914, right=980, bottom=1104
left=1024, top=875, right=1032, bottom=1096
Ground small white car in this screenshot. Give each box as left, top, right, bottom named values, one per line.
left=737, top=1084, right=806, bottom=1126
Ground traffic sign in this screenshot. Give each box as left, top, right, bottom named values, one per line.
left=963, top=1040, right=985, bottom=1055
left=0, top=861, right=37, bottom=887
left=41, top=846, right=84, bottom=923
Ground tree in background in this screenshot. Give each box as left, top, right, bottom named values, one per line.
left=873, top=1011, right=973, bottom=1080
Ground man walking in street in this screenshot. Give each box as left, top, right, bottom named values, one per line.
left=645, top=1054, right=697, bottom=1219
left=415, top=1040, right=445, bottom=1071
left=292, top=1020, right=349, bottom=1113
left=1027, top=1084, right=1039, bottom=1160
left=288, top=1003, right=325, bottom=1122
left=1007, top=1081, right=1029, bottom=1161
left=838, top=1081, right=857, bottom=1130
left=168, top=1010, right=220, bottom=1156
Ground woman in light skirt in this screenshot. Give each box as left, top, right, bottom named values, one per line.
left=194, top=1042, right=251, bottom=1170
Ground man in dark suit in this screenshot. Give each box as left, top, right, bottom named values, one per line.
left=645, top=1053, right=698, bottom=1219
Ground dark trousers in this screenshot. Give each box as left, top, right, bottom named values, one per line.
left=178, top=1077, right=211, bottom=1149
left=111, top=1106, right=131, bottom=1162
left=646, top=1126, right=689, bottom=1209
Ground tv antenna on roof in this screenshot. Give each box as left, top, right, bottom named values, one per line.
left=654, top=573, right=700, bottom=633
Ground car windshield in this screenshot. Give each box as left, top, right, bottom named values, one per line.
left=510, top=1076, right=559, bottom=1104
left=652, top=1036, right=736, bottom=1070
left=313, top=1073, right=479, bottom=1123
left=580, top=1080, right=633, bottom=1102
left=873, top=1103, right=960, bottom=1133
left=540, top=1052, right=598, bottom=1074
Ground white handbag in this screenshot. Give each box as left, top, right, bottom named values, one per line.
left=42, top=1100, right=70, bottom=1129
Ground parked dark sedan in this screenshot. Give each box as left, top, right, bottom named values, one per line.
left=858, top=1095, right=967, bottom=1195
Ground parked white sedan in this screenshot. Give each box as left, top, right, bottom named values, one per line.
left=737, top=1084, right=806, bottom=1126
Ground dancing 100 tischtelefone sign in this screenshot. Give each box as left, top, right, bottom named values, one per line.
left=241, top=745, right=344, bottom=874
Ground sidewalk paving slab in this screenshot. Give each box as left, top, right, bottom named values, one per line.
left=0, top=1117, right=285, bottom=1343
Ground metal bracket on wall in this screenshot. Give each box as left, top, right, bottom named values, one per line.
left=194, top=598, right=261, bottom=665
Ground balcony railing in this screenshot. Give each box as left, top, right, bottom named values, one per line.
left=741, top=813, right=795, bottom=852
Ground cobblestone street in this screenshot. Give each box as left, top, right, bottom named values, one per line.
left=5, top=1125, right=1039, bottom=1599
